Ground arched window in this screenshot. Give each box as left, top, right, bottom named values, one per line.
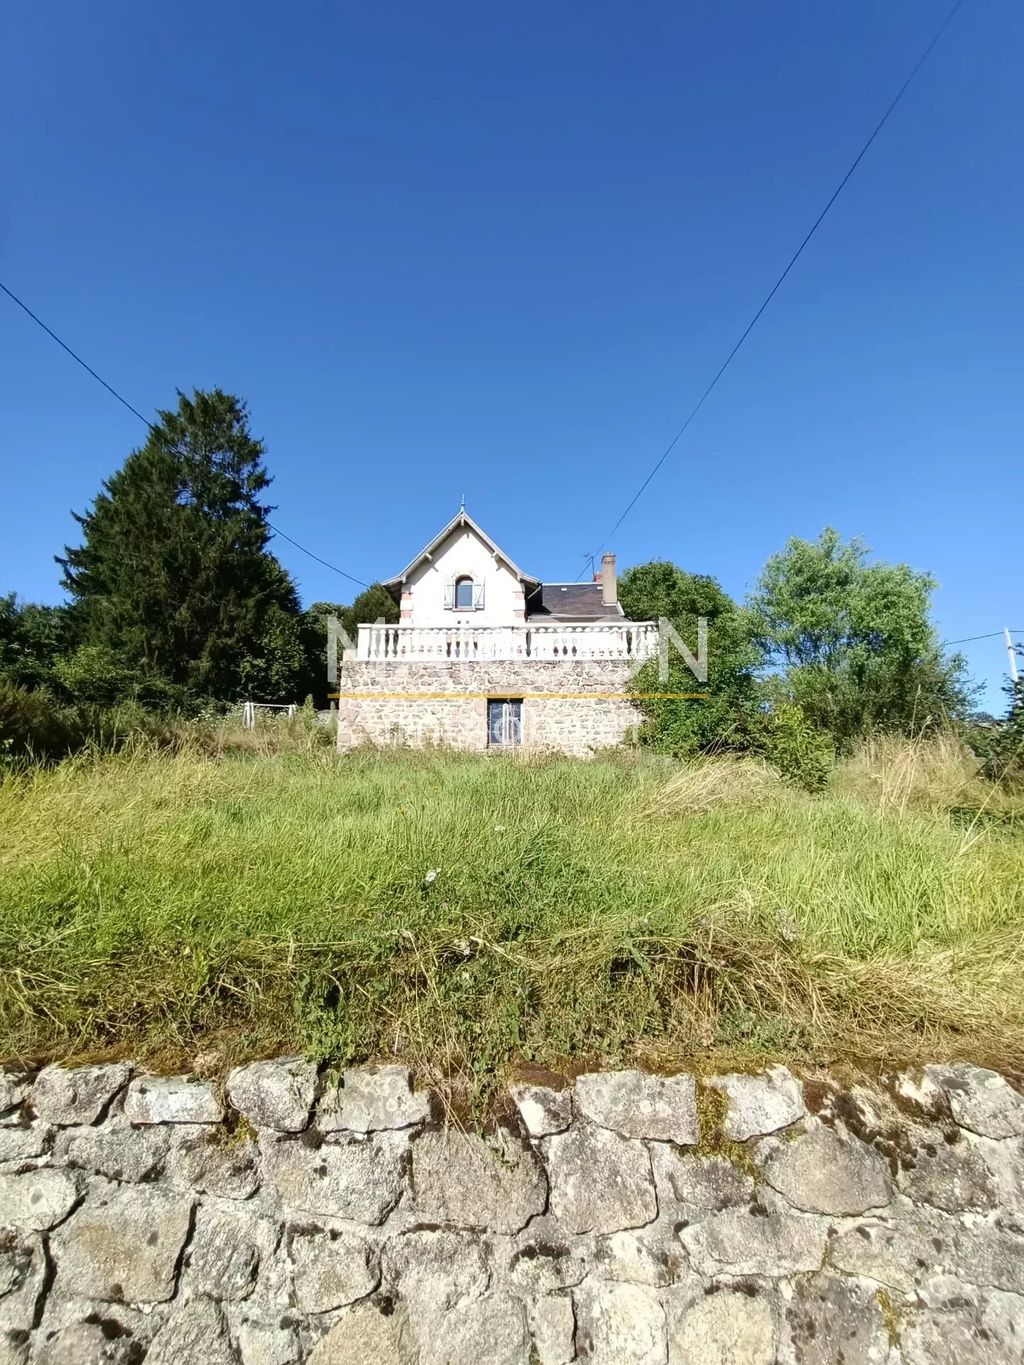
left=455, top=575, right=475, bottom=610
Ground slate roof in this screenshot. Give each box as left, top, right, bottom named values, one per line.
left=526, top=583, right=624, bottom=620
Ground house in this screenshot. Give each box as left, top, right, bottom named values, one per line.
left=336, top=509, right=658, bottom=755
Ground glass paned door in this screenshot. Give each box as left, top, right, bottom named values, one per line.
left=487, top=699, right=522, bottom=746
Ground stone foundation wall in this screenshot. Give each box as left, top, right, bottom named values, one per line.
left=1, top=1058, right=1023, bottom=1363
left=336, top=660, right=642, bottom=757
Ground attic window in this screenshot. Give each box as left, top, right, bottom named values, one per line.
left=445, top=575, right=485, bottom=610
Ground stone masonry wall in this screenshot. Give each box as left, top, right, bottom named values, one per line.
left=2, top=1060, right=1024, bottom=1363
left=336, top=660, right=641, bottom=757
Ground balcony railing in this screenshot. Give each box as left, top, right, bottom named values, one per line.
left=353, top=621, right=659, bottom=663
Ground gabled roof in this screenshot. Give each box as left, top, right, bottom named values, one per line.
left=526, top=582, right=624, bottom=620
left=383, top=509, right=540, bottom=587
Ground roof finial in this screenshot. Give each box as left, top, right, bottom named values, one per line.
left=459, top=493, right=466, bottom=512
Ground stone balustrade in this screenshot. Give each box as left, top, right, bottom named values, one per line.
left=354, top=622, right=659, bottom=663
left=2, top=1058, right=1024, bottom=1362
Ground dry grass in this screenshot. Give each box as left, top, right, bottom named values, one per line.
left=833, top=732, right=983, bottom=813
left=644, top=756, right=783, bottom=818
left=1, top=742, right=1023, bottom=1095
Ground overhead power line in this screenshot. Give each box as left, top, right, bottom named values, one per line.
left=264, top=523, right=367, bottom=587
left=941, top=631, right=1021, bottom=648
left=0, top=279, right=369, bottom=588
left=580, top=0, right=967, bottom=575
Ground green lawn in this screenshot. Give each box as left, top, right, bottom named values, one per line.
left=2, top=743, right=1022, bottom=1092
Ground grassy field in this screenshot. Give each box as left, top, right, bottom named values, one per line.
left=1, top=737, right=1022, bottom=1094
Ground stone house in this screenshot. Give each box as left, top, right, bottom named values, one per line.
left=336, top=509, right=657, bottom=756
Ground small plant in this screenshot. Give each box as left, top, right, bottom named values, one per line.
left=749, top=701, right=833, bottom=794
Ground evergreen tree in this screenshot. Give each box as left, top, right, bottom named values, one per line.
left=0, top=595, right=77, bottom=692
left=59, top=389, right=304, bottom=702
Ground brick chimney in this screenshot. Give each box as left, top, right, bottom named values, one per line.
left=601, top=552, right=617, bottom=606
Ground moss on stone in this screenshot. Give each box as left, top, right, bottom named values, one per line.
left=694, top=1082, right=761, bottom=1180
left=875, top=1288, right=902, bottom=1346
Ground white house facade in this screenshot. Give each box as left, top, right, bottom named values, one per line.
left=337, top=510, right=657, bottom=756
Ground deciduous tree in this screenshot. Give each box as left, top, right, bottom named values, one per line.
left=619, top=561, right=762, bottom=754
left=749, top=528, right=971, bottom=747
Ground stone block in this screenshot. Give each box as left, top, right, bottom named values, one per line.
left=681, top=1204, right=829, bottom=1278
left=0, top=1232, right=46, bottom=1331
left=62, top=1117, right=168, bottom=1184
left=431, top=1292, right=531, bottom=1365
left=411, top=1128, right=546, bottom=1234
left=185, top=1204, right=276, bottom=1302
left=650, top=1148, right=754, bottom=1217
left=227, top=1058, right=317, bottom=1133
left=169, top=1126, right=259, bottom=1199
left=317, top=1066, right=430, bottom=1133
left=900, top=1286, right=1024, bottom=1365
left=382, top=1226, right=491, bottom=1314
left=0, top=1125, right=49, bottom=1166
left=50, top=1186, right=192, bottom=1302
left=759, top=1119, right=892, bottom=1215
left=827, top=1215, right=955, bottom=1296
left=575, top=1070, right=698, bottom=1145
left=236, top=1318, right=301, bottom=1365
left=545, top=1124, right=656, bottom=1235
left=593, top=1230, right=673, bottom=1287
left=925, top=1064, right=1024, bottom=1140
left=708, top=1066, right=805, bottom=1140
left=507, top=1219, right=587, bottom=1295
left=307, top=1300, right=410, bottom=1363
left=146, top=1298, right=236, bottom=1365
left=574, top=1280, right=666, bottom=1365
left=0, top=1170, right=78, bottom=1232
left=32, top=1064, right=131, bottom=1127
left=266, top=1132, right=406, bottom=1224
left=897, top=1127, right=998, bottom=1213
left=778, top=1274, right=892, bottom=1365
left=509, top=1083, right=573, bottom=1137
left=668, top=1288, right=776, bottom=1365
left=124, top=1075, right=223, bottom=1125
left=0, top=1076, right=29, bottom=1128
left=530, top=1294, right=575, bottom=1365
left=288, top=1224, right=378, bottom=1313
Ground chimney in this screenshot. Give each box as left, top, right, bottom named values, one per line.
left=601, top=552, right=617, bottom=606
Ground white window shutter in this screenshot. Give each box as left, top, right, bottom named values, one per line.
left=473, top=581, right=485, bottom=610
left=443, top=576, right=455, bottom=610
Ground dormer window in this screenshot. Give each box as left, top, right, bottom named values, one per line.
left=445, top=574, right=485, bottom=611
left=455, top=575, right=475, bottom=610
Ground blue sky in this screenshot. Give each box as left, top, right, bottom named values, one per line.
left=2, top=1, right=1020, bottom=709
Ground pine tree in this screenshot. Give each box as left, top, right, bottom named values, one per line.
left=59, top=389, right=304, bottom=702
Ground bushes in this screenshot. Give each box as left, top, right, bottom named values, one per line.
left=983, top=681, right=1024, bottom=791
left=0, top=682, right=82, bottom=763
left=748, top=701, right=834, bottom=793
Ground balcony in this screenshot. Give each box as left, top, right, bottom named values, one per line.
left=352, top=621, right=658, bottom=663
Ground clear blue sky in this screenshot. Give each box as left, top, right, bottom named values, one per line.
left=2, top=1, right=1020, bottom=709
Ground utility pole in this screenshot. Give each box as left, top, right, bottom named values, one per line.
left=1005, top=627, right=1019, bottom=684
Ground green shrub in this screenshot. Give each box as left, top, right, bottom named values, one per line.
left=750, top=700, right=834, bottom=793
left=0, top=682, right=82, bottom=763
left=983, top=681, right=1024, bottom=791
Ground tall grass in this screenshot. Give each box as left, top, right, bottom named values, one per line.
left=1, top=741, right=1022, bottom=1092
